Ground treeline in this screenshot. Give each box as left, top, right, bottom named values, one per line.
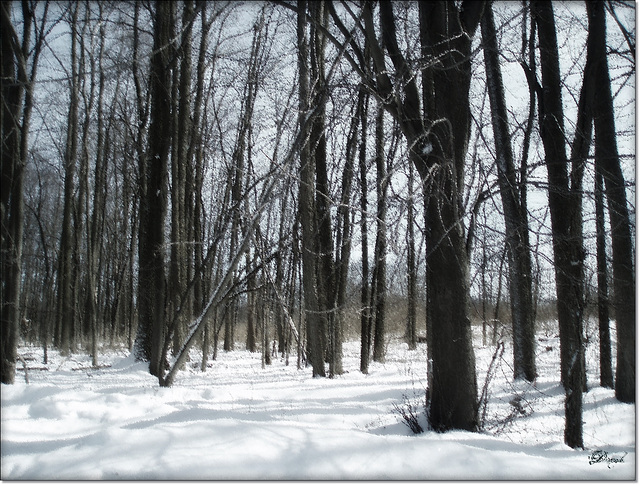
left=1, top=0, right=635, bottom=449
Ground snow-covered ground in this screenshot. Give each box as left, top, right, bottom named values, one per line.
left=1, top=329, right=635, bottom=480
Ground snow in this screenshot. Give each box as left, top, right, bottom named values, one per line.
left=1, top=332, right=635, bottom=480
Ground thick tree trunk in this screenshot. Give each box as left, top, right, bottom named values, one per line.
left=415, top=0, right=482, bottom=432
left=297, top=0, right=325, bottom=377
left=310, top=0, right=333, bottom=371
left=134, top=0, right=174, bottom=378
left=0, top=1, right=36, bottom=383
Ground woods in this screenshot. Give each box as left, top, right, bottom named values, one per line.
left=1, top=0, right=635, bottom=451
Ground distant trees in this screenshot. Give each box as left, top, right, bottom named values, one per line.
left=2, top=0, right=635, bottom=448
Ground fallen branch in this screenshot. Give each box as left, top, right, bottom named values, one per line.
left=17, top=355, right=29, bottom=384
left=71, top=363, right=112, bottom=371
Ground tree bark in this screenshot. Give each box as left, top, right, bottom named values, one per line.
left=86, top=7, right=107, bottom=367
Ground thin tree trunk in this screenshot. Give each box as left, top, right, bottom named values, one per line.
left=169, top=0, right=191, bottom=357
left=532, top=0, right=584, bottom=449
left=358, top=82, right=371, bottom=374
left=594, top=171, right=613, bottom=388
left=481, top=4, right=536, bottom=381
left=56, top=3, right=80, bottom=356
left=372, top=104, right=387, bottom=363
left=86, top=9, right=107, bottom=367
left=406, top=160, right=417, bottom=350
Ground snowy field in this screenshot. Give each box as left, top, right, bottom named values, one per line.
left=1, top=329, right=635, bottom=480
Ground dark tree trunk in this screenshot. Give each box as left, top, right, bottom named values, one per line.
left=481, top=4, right=536, bottom=381
left=532, top=0, right=584, bottom=449
left=134, top=0, right=174, bottom=378
left=594, top=171, right=613, bottom=389
left=310, top=0, right=333, bottom=371
left=372, top=104, right=387, bottom=364
left=586, top=0, right=635, bottom=404
left=0, top=1, right=43, bottom=383
left=86, top=9, right=107, bottom=367
left=56, top=3, right=80, bottom=356
left=297, top=0, right=325, bottom=377
left=406, top=161, right=417, bottom=351
left=415, top=0, right=483, bottom=432
left=358, top=85, right=371, bottom=374
left=169, top=0, right=194, bottom=358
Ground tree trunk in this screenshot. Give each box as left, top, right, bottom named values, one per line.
left=532, top=0, right=584, bottom=449
left=297, top=0, right=331, bottom=377
left=332, top=89, right=362, bottom=376
left=134, top=0, right=174, bottom=378
left=86, top=8, right=107, bottom=367
left=481, top=4, right=536, bottom=381
left=56, top=3, right=80, bottom=356
left=586, top=0, right=635, bottom=404
left=169, top=0, right=193, bottom=358
left=358, top=85, right=371, bottom=374
left=372, top=104, right=387, bottom=363
left=406, top=160, right=417, bottom=350
left=594, top=171, right=613, bottom=388
left=0, top=1, right=44, bottom=383
left=415, top=0, right=482, bottom=432
left=310, top=0, right=333, bottom=370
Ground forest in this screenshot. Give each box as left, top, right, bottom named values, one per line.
left=1, top=0, right=635, bottom=470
